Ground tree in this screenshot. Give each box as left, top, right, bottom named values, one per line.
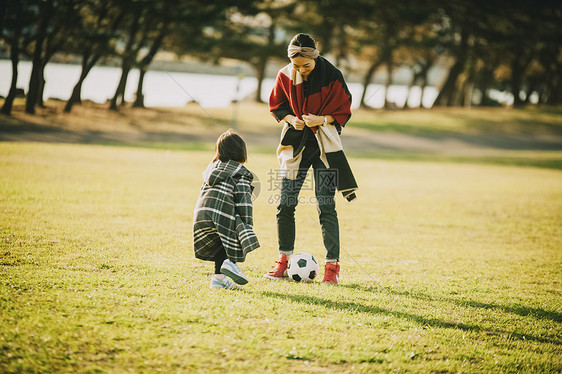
left=0, top=0, right=7, bottom=38
left=432, top=1, right=474, bottom=107
left=354, top=0, right=430, bottom=108
left=298, top=0, right=364, bottom=75
left=470, top=29, right=505, bottom=107
left=430, top=0, right=561, bottom=108
left=24, top=0, right=81, bottom=114
left=133, top=0, right=185, bottom=108
left=132, top=22, right=168, bottom=108
left=400, top=20, right=440, bottom=109
left=1, top=0, right=34, bottom=115
left=502, top=1, right=562, bottom=106
left=539, top=42, right=562, bottom=105
left=110, top=0, right=208, bottom=110
left=108, top=2, right=144, bottom=111
left=213, top=1, right=290, bottom=103
left=64, top=0, right=127, bottom=113
left=401, top=13, right=442, bottom=108
left=504, top=3, right=538, bottom=107
left=533, top=4, right=562, bottom=105
left=25, top=0, right=54, bottom=114
left=353, top=4, right=386, bottom=108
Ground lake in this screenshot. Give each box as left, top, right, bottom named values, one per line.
left=0, top=60, right=440, bottom=109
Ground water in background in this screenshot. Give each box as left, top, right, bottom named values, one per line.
left=0, top=60, right=440, bottom=109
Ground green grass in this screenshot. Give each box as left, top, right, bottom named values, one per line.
left=344, top=150, right=562, bottom=170
left=350, top=106, right=562, bottom=136
left=1, top=142, right=561, bottom=373
left=347, top=106, right=562, bottom=170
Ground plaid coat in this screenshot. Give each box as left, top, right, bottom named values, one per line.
left=193, top=160, right=259, bottom=263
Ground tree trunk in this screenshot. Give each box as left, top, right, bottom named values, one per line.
left=418, top=62, right=432, bottom=108
left=511, top=50, right=533, bottom=108
left=419, top=76, right=428, bottom=108
left=546, top=75, right=561, bottom=105
left=37, top=65, right=46, bottom=107
left=65, top=80, right=85, bottom=112
left=435, top=59, right=465, bottom=107
left=65, top=6, right=126, bottom=113
left=254, top=57, right=267, bottom=103
left=452, top=75, right=464, bottom=107
left=109, top=62, right=131, bottom=111
left=25, top=0, right=53, bottom=114
left=511, top=66, right=524, bottom=107
left=1, top=36, right=20, bottom=116
left=384, top=61, right=394, bottom=109
left=316, top=20, right=334, bottom=57
left=335, top=24, right=349, bottom=75
left=524, top=79, right=538, bottom=104
left=360, top=59, right=383, bottom=107
left=254, top=23, right=275, bottom=103
left=380, top=25, right=394, bottom=110
left=26, top=51, right=43, bottom=114
left=463, top=81, right=474, bottom=108
left=461, top=54, right=476, bottom=107
left=132, top=23, right=168, bottom=108
left=133, top=67, right=147, bottom=108
left=405, top=66, right=427, bottom=109
left=110, top=7, right=142, bottom=111
left=477, top=68, right=494, bottom=106
left=538, top=83, right=548, bottom=104
left=434, top=28, right=469, bottom=107
left=65, top=55, right=100, bottom=113
left=403, top=68, right=416, bottom=109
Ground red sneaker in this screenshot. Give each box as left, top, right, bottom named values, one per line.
left=322, top=262, right=340, bottom=285
left=264, top=254, right=288, bottom=280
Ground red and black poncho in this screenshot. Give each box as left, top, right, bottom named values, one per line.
left=269, top=56, right=352, bottom=133
left=269, top=56, right=358, bottom=201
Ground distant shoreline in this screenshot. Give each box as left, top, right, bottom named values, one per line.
left=0, top=57, right=446, bottom=86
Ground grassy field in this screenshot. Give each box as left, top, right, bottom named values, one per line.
left=1, top=140, right=561, bottom=373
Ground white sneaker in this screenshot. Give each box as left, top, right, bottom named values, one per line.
left=210, top=275, right=241, bottom=290
left=220, top=259, right=249, bottom=285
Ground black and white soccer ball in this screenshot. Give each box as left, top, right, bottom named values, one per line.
left=287, top=252, right=319, bottom=282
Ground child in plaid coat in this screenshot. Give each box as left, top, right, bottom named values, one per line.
left=193, top=130, right=260, bottom=289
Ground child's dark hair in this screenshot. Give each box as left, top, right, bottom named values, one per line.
left=213, top=129, right=247, bottom=163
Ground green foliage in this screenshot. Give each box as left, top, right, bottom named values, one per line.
left=3, top=0, right=561, bottom=112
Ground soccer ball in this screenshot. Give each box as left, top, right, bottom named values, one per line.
left=287, top=252, right=319, bottom=282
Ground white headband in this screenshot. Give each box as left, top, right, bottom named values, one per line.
left=287, top=45, right=319, bottom=59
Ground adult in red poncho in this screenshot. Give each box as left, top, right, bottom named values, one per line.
left=264, top=33, right=357, bottom=285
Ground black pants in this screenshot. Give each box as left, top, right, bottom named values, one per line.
left=214, top=246, right=227, bottom=274
left=277, top=143, right=340, bottom=261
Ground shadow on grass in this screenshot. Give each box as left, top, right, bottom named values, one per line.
left=2, top=109, right=562, bottom=169
left=345, top=150, right=562, bottom=170
left=0, top=119, right=219, bottom=150
left=0, top=112, right=277, bottom=152
left=442, top=112, right=562, bottom=136
left=350, top=121, right=562, bottom=151
left=339, top=283, right=562, bottom=324
left=260, top=290, right=561, bottom=346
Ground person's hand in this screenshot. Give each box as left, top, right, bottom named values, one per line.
left=302, top=114, right=324, bottom=128
left=287, top=115, right=305, bottom=131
